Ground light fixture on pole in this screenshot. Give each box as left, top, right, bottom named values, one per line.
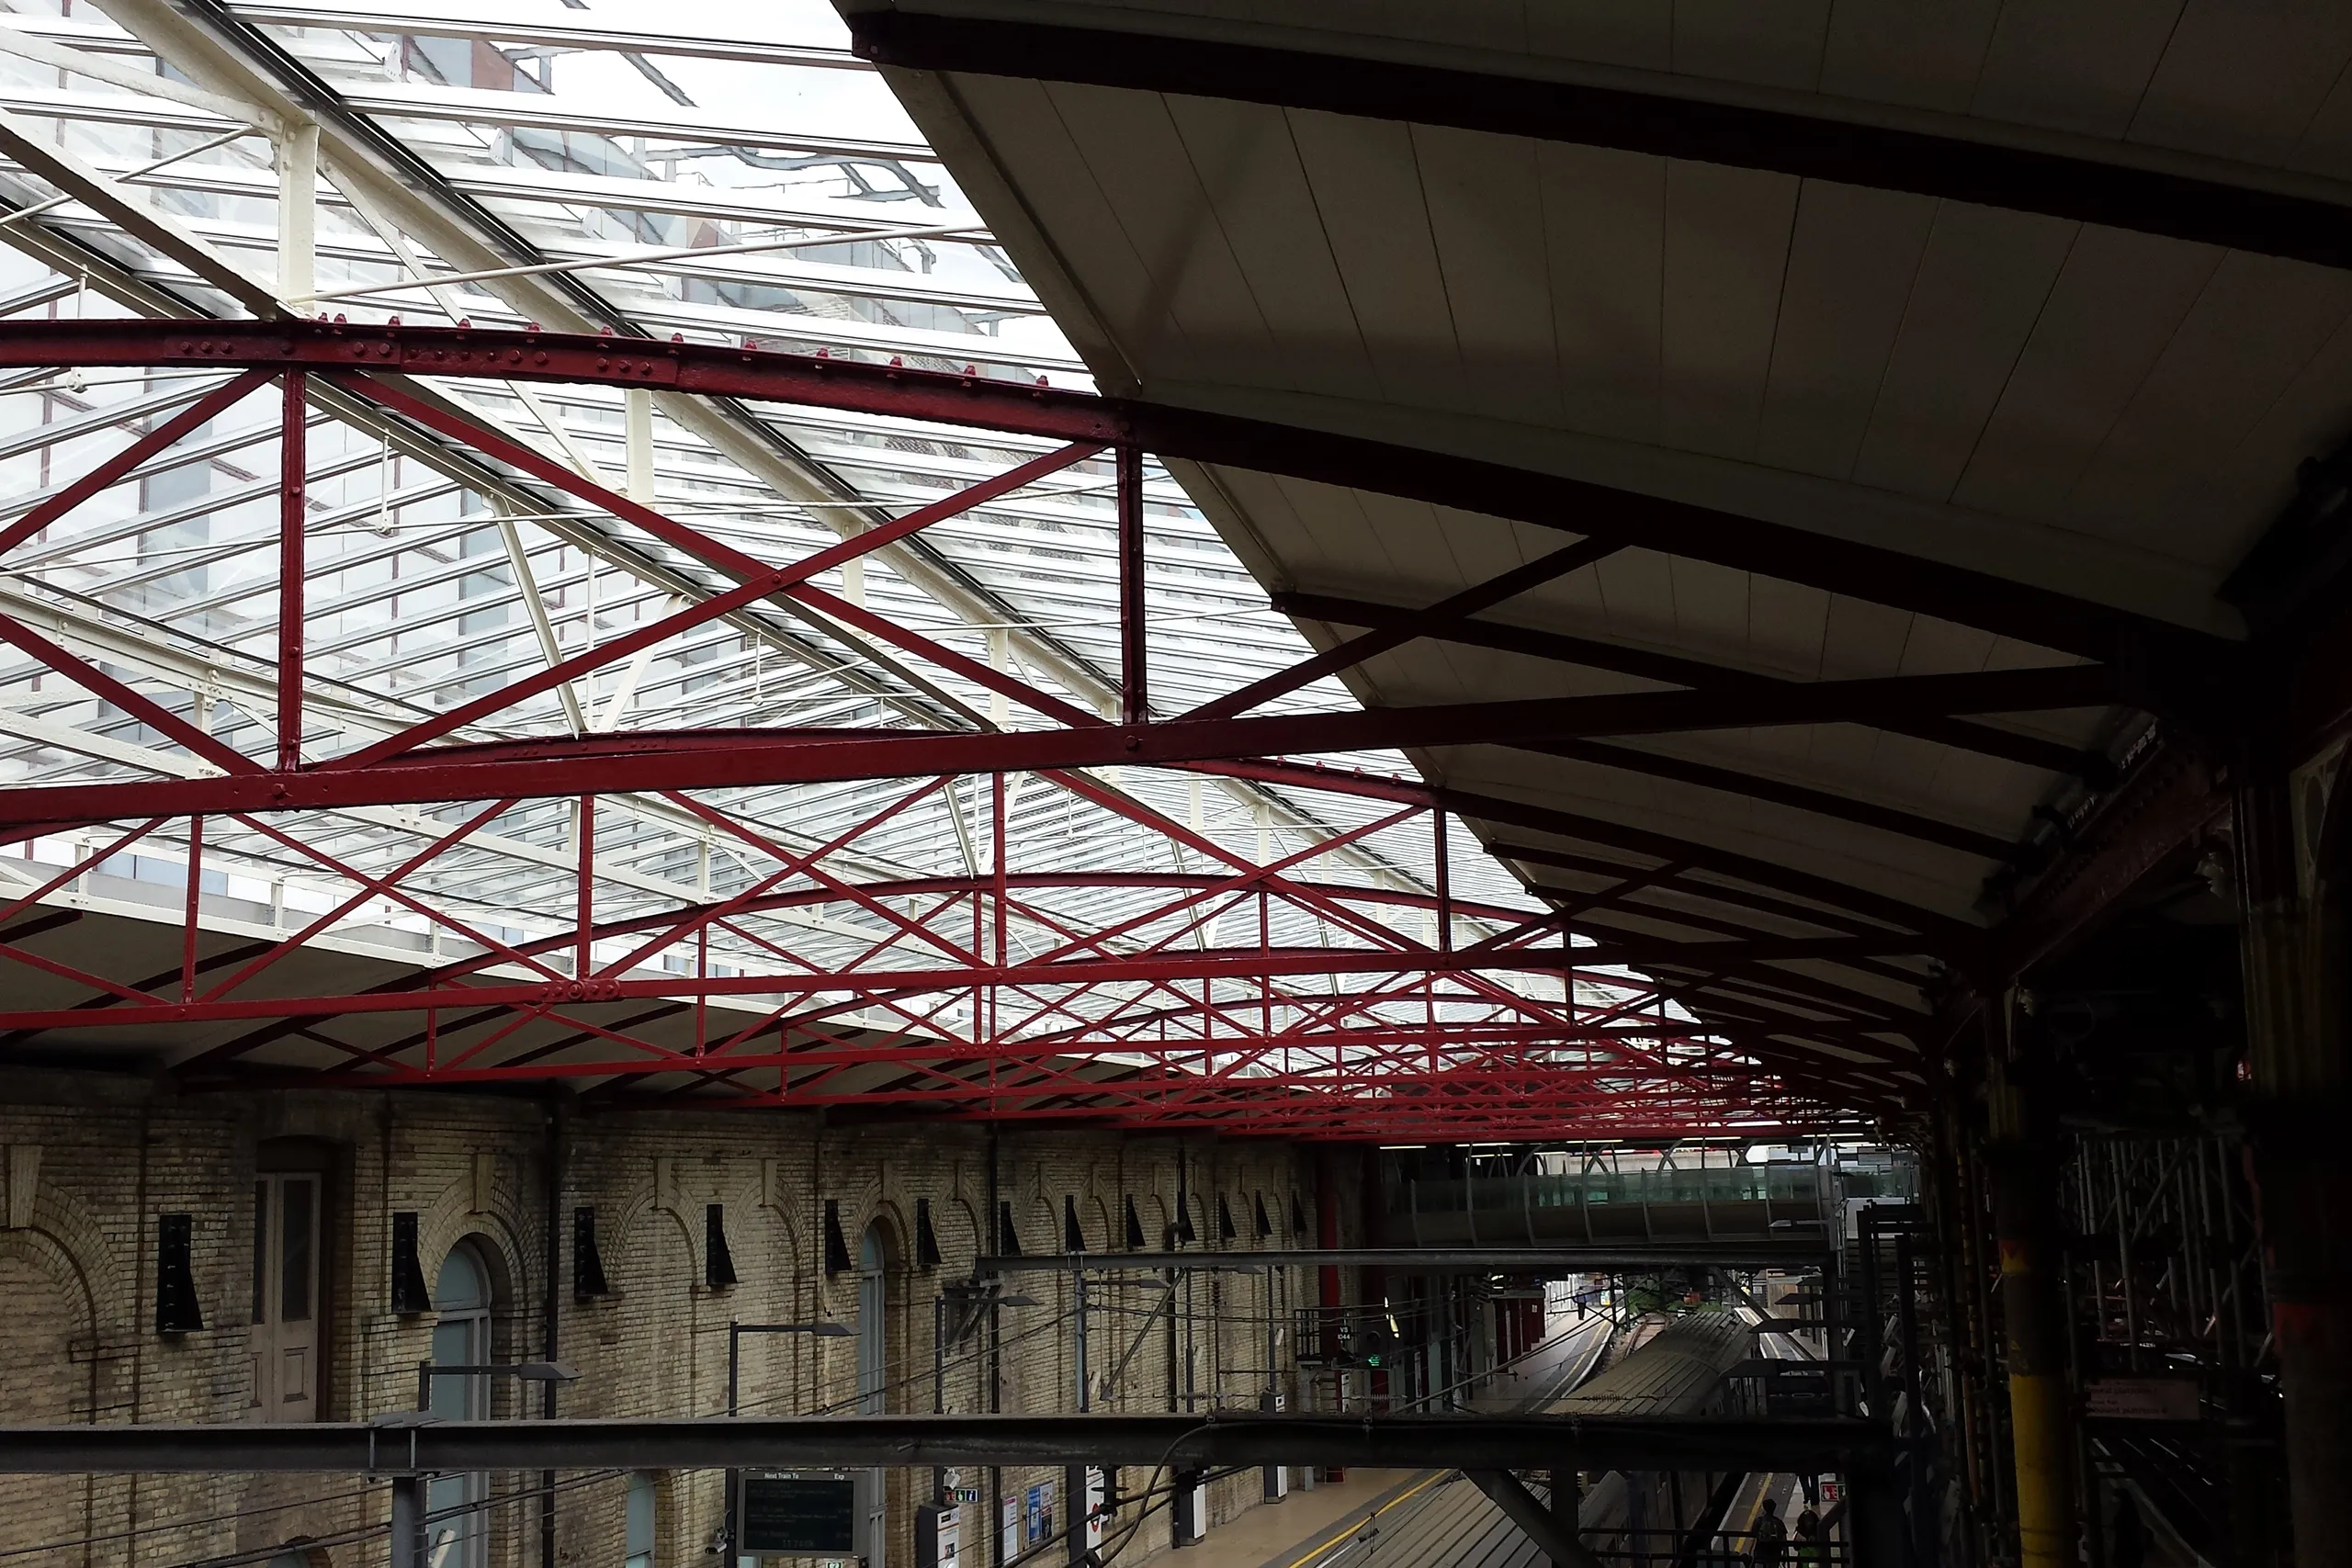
left=415, top=1359, right=579, bottom=1413
left=728, top=1321, right=852, bottom=1417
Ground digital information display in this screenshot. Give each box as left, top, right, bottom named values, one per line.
left=739, top=1472, right=858, bottom=1555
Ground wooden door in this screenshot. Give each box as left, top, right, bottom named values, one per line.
left=250, top=1173, right=321, bottom=1421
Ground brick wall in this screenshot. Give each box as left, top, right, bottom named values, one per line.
left=0, top=1071, right=1340, bottom=1568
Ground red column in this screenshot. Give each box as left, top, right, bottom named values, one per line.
left=277, top=370, right=305, bottom=770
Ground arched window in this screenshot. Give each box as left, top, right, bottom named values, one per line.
left=855, top=1225, right=887, bottom=1416
left=625, top=1472, right=657, bottom=1568
left=427, top=1240, right=495, bottom=1568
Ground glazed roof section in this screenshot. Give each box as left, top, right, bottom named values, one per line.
left=0, top=0, right=1707, bottom=1087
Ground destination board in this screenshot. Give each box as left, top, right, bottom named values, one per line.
left=740, top=1472, right=858, bottom=1555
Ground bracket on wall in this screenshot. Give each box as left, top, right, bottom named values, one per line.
left=942, top=1279, right=1009, bottom=1347
left=571, top=1206, right=612, bottom=1301
left=823, top=1199, right=852, bottom=1275
left=915, top=1197, right=944, bottom=1269
left=390, top=1211, right=431, bottom=1315
left=154, top=1213, right=203, bottom=1335
left=706, top=1203, right=738, bottom=1290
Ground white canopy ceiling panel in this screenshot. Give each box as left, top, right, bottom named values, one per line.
left=831, top=0, right=2352, bottom=1077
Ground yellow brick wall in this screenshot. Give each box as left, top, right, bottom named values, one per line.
left=0, top=1069, right=1347, bottom=1567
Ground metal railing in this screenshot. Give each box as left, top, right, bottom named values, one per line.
left=1408, top=1166, right=1830, bottom=1213
left=1585, top=1527, right=1849, bottom=1568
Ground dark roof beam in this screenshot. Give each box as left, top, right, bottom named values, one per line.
left=1276, top=588, right=2114, bottom=784
left=1451, top=789, right=1979, bottom=951
left=1190, top=537, right=1618, bottom=721
left=1546, top=883, right=1939, bottom=991
left=1517, top=738, right=2016, bottom=862
left=1487, top=840, right=1865, bottom=940
left=848, top=9, right=2352, bottom=274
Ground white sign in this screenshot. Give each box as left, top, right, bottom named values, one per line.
left=1085, top=1467, right=1107, bottom=1551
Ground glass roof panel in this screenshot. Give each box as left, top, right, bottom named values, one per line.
left=0, top=0, right=1760, bottom=1107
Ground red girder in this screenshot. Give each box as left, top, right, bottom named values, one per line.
left=0, top=320, right=1950, bottom=1138
left=0, top=677, right=2113, bottom=836
left=0, top=320, right=2236, bottom=669
left=0, top=947, right=1715, bottom=1032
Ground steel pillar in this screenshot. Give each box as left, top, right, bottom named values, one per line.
left=2232, top=766, right=2352, bottom=1568
left=1987, top=1015, right=2076, bottom=1568
left=1549, top=1466, right=1582, bottom=1562
left=1928, top=1100, right=1987, bottom=1568
left=1064, top=1462, right=1088, bottom=1568
left=1170, top=1468, right=1202, bottom=1547
left=390, top=1471, right=424, bottom=1568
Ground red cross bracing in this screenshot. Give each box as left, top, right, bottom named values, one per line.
left=0, top=321, right=1927, bottom=1138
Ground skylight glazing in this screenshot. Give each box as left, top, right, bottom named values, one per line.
left=0, top=0, right=1744, bottom=1116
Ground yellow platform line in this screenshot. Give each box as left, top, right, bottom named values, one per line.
left=1273, top=1470, right=1452, bottom=1568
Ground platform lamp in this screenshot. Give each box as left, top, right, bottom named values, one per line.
left=727, top=1319, right=852, bottom=1418
left=719, top=1322, right=852, bottom=1568
left=414, top=1359, right=579, bottom=1414
left=396, top=1360, right=582, bottom=1568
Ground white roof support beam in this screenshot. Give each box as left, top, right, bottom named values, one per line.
left=0, top=110, right=279, bottom=315
left=232, top=6, right=874, bottom=70
left=274, top=116, right=316, bottom=302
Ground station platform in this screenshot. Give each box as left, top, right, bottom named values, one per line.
left=1134, top=1318, right=1615, bottom=1568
